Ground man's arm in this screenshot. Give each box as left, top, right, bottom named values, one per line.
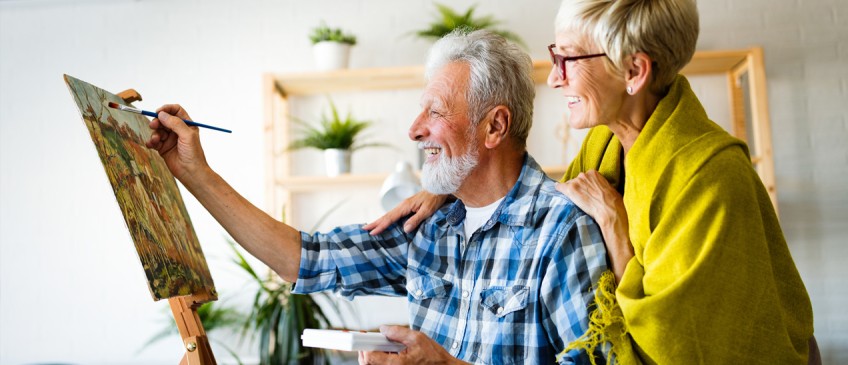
left=295, top=223, right=413, bottom=298
left=146, top=105, right=302, bottom=281
left=541, top=213, right=608, bottom=364
left=184, top=166, right=302, bottom=281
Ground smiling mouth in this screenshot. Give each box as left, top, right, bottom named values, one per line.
left=418, top=142, right=442, bottom=161
left=566, top=96, right=582, bottom=106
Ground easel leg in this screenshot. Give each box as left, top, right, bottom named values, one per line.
left=179, top=335, right=213, bottom=365
left=169, top=296, right=217, bottom=365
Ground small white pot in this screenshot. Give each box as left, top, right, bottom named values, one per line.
left=312, top=41, right=351, bottom=71
left=323, top=149, right=352, bottom=177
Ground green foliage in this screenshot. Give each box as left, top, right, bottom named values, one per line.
left=227, top=241, right=333, bottom=365
left=230, top=201, right=358, bottom=364
left=289, top=99, right=385, bottom=151
left=140, top=301, right=245, bottom=364
left=142, top=232, right=357, bottom=365
left=309, top=22, right=357, bottom=45
left=414, top=3, right=525, bottom=48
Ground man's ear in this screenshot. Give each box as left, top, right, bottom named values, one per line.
left=625, top=52, right=653, bottom=94
left=483, top=105, right=511, bottom=149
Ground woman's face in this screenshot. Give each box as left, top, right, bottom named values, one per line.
left=547, top=31, right=627, bottom=130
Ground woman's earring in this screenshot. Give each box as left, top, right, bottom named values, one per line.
left=626, top=86, right=633, bottom=95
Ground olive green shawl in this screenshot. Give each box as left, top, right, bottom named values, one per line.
left=561, top=75, right=813, bottom=364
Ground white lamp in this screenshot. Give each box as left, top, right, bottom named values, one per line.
left=380, top=161, right=421, bottom=212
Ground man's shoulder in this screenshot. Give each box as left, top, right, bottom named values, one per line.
left=505, top=154, right=595, bottom=232
left=526, top=176, right=595, bottom=235
left=535, top=176, right=580, bottom=212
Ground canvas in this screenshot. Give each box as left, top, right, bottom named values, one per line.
left=64, top=74, right=216, bottom=301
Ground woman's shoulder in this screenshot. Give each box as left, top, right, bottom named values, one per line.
left=647, top=132, right=761, bottom=213
left=671, top=130, right=751, bottom=175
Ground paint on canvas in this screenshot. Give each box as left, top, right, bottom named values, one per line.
left=64, top=74, right=216, bottom=301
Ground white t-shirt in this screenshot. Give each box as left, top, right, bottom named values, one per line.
left=463, top=197, right=505, bottom=238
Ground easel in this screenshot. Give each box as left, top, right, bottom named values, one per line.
left=118, top=88, right=218, bottom=365
left=168, top=291, right=218, bottom=365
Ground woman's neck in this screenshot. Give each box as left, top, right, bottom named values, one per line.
left=608, top=91, right=661, bottom=153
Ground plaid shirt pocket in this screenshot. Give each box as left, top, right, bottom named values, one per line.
left=474, top=285, right=532, bottom=364
left=407, top=273, right=453, bottom=300
left=480, top=286, right=529, bottom=317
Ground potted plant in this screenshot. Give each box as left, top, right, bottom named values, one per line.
left=413, top=3, right=525, bottom=47
left=229, top=242, right=340, bottom=365
left=289, top=99, right=384, bottom=177
left=309, top=22, right=357, bottom=71
left=231, top=201, right=360, bottom=365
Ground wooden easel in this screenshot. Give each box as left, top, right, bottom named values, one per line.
left=118, top=88, right=218, bottom=365
left=168, top=291, right=218, bottom=365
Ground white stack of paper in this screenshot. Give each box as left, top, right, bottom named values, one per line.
left=301, top=329, right=406, bottom=352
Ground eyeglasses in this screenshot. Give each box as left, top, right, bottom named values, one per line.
left=548, top=44, right=606, bottom=80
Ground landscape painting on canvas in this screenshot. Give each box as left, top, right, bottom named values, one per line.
left=64, top=74, right=216, bottom=300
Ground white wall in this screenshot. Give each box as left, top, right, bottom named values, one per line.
left=0, top=0, right=845, bottom=364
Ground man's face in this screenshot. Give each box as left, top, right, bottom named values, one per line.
left=409, top=62, right=480, bottom=195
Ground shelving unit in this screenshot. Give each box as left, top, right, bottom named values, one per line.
left=264, top=47, right=777, bottom=224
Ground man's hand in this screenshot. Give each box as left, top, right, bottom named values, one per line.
left=358, top=326, right=466, bottom=365
left=145, top=104, right=209, bottom=185
left=364, top=191, right=448, bottom=235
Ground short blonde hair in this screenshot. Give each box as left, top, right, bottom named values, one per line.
left=555, top=0, right=699, bottom=94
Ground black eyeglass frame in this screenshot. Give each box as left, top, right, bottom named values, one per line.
left=548, top=44, right=607, bottom=80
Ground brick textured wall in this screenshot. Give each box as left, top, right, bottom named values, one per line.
left=698, top=2, right=848, bottom=362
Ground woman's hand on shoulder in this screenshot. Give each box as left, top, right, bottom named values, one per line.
left=556, top=170, right=623, bottom=226
left=556, top=170, right=633, bottom=282
left=364, top=191, right=449, bottom=235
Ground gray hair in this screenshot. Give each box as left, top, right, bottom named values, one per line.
left=555, top=0, right=699, bottom=95
left=425, top=29, right=536, bottom=146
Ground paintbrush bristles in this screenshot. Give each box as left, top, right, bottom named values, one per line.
left=107, top=102, right=140, bottom=113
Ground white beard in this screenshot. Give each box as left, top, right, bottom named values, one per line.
left=420, top=143, right=479, bottom=195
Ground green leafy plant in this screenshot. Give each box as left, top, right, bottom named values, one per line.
left=229, top=242, right=334, bottom=365
left=289, top=99, right=385, bottom=151
left=414, top=3, right=525, bottom=47
left=140, top=299, right=246, bottom=364
left=309, top=22, right=357, bottom=45
left=237, top=199, right=357, bottom=365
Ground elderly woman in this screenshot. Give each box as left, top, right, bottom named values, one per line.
left=367, top=0, right=815, bottom=363
left=546, top=0, right=814, bottom=363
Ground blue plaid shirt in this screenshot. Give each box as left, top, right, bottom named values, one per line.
left=294, top=154, right=608, bottom=364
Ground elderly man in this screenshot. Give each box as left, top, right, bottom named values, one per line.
left=146, top=29, right=607, bottom=365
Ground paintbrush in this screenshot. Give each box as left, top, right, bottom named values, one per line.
left=107, top=102, right=232, bottom=133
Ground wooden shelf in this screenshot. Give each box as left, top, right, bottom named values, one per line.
left=278, top=173, right=389, bottom=192
left=265, top=47, right=778, bottom=222
left=271, top=49, right=755, bottom=96
left=679, top=49, right=750, bottom=75
left=269, top=66, right=425, bottom=96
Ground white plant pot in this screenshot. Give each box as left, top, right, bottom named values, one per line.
left=312, top=42, right=351, bottom=71
left=324, top=149, right=352, bottom=177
